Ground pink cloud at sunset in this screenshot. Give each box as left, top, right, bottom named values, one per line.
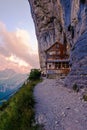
left=0, top=22, right=39, bottom=73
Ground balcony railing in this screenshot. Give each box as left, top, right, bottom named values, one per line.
left=47, top=68, right=70, bottom=75
left=46, top=54, right=69, bottom=61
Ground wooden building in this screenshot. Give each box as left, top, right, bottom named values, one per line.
left=45, top=42, right=70, bottom=77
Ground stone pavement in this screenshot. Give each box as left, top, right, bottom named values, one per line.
left=34, top=79, right=87, bottom=130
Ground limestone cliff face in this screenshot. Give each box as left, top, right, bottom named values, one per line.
left=28, top=0, right=87, bottom=87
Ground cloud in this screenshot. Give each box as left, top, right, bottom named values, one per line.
left=0, top=54, right=30, bottom=73
left=0, top=22, right=39, bottom=73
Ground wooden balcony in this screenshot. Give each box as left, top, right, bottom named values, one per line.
left=46, top=59, right=70, bottom=63
left=47, top=68, right=70, bottom=75
left=46, top=54, right=69, bottom=61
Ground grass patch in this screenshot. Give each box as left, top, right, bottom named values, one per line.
left=83, top=94, right=87, bottom=101
left=0, top=79, right=43, bottom=130
left=73, top=84, right=79, bottom=92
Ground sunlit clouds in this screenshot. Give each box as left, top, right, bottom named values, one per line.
left=6, top=55, right=29, bottom=67
left=0, top=22, right=39, bottom=73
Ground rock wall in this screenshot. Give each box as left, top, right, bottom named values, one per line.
left=28, top=0, right=87, bottom=88
left=66, top=0, right=87, bottom=88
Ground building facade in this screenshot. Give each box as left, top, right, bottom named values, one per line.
left=45, top=42, right=70, bottom=77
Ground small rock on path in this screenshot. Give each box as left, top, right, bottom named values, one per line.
left=34, top=79, right=87, bottom=130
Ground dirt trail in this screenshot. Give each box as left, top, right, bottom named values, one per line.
left=34, top=79, right=87, bottom=130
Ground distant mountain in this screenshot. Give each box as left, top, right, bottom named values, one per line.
left=0, top=69, right=16, bottom=80
left=0, top=69, right=28, bottom=104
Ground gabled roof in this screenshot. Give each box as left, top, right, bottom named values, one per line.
left=45, top=41, right=65, bottom=52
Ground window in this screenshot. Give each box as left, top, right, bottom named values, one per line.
left=66, top=63, right=69, bottom=68
left=65, top=62, right=69, bottom=68
left=49, top=65, right=51, bottom=68
left=49, top=51, right=56, bottom=55
left=62, top=62, right=65, bottom=68
left=55, top=63, right=61, bottom=69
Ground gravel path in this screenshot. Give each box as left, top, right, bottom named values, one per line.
left=34, top=79, right=87, bottom=130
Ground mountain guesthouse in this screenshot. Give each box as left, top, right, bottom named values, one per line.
left=45, top=42, right=70, bottom=78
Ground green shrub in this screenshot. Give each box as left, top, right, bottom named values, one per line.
left=73, top=84, right=79, bottom=92
left=83, top=94, right=87, bottom=101
left=29, top=69, right=41, bottom=81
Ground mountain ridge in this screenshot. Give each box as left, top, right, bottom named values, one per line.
left=0, top=69, right=28, bottom=104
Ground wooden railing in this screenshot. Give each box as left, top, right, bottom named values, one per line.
left=46, top=55, right=69, bottom=60
left=47, top=68, right=70, bottom=75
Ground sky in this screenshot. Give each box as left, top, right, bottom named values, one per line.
left=0, top=0, right=39, bottom=73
